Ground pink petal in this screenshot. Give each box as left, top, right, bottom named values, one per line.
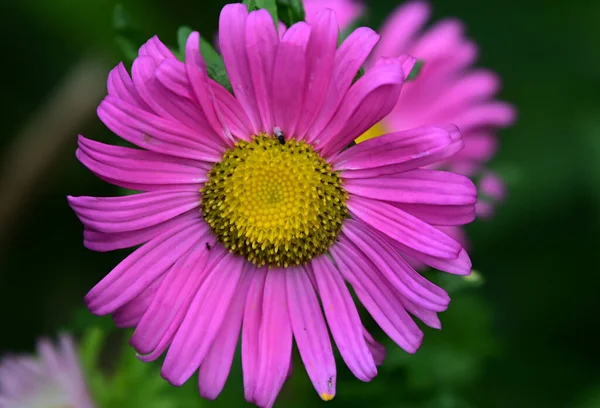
left=253, top=269, right=293, bottom=408
left=138, top=35, right=175, bottom=63
left=132, top=56, right=218, bottom=135
left=246, top=9, right=279, bottom=133
left=242, top=268, right=268, bottom=403
left=97, top=96, right=225, bottom=161
left=312, top=255, right=377, bottom=382
left=84, top=218, right=205, bottom=315
left=286, top=267, right=336, bottom=401
left=295, top=10, right=338, bottom=140
left=370, top=1, right=431, bottom=62
left=344, top=169, right=476, bottom=206
left=303, top=0, right=365, bottom=31
left=343, top=219, right=450, bottom=310
left=391, top=202, right=475, bottom=226
left=348, top=195, right=462, bottom=259
left=271, top=22, right=311, bottom=137
left=480, top=172, right=506, bottom=201
left=136, top=245, right=230, bottom=363
left=334, top=124, right=463, bottom=174
left=317, top=56, right=410, bottom=158
left=68, top=191, right=200, bottom=234
left=75, top=135, right=208, bottom=191
left=161, top=253, right=245, bottom=386
left=107, top=63, right=150, bottom=110
left=112, top=276, right=164, bottom=328
left=452, top=131, right=498, bottom=163
left=454, top=102, right=516, bottom=132
left=306, top=27, right=380, bottom=143
left=82, top=210, right=201, bottom=252
left=156, top=57, right=252, bottom=141
left=330, top=238, right=423, bottom=353
left=185, top=31, right=238, bottom=146
left=362, top=327, right=386, bottom=366
left=219, top=4, right=261, bottom=133
left=130, top=240, right=214, bottom=354
left=198, top=264, right=254, bottom=400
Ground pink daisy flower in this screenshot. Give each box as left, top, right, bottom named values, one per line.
left=0, top=334, right=95, bottom=408
left=306, top=0, right=515, bottom=224
left=68, top=4, right=476, bottom=407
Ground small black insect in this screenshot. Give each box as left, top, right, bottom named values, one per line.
left=205, top=242, right=211, bottom=250
left=327, top=376, right=334, bottom=390
left=274, top=126, right=285, bottom=144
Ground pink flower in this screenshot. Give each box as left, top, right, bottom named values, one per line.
left=68, top=4, right=476, bottom=407
left=0, top=334, right=95, bottom=408
left=308, top=0, right=515, bottom=218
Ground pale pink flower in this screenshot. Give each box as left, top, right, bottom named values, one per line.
left=0, top=335, right=95, bottom=408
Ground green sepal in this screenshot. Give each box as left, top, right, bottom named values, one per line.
left=243, top=0, right=278, bottom=26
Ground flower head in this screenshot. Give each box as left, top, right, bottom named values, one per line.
left=68, top=4, right=476, bottom=407
left=0, top=334, right=95, bottom=408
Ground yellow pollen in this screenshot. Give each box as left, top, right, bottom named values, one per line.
left=320, top=392, right=335, bottom=401
left=355, top=121, right=387, bottom=144
left=201, top=134, right=348, bottom=267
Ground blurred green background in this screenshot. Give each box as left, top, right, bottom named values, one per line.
left=1, top=0, right=599, bottom=407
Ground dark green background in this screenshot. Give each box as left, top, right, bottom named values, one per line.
left=0, top=0, right=598, bottom=407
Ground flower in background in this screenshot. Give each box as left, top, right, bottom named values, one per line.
left=306, top=0, right=516, bottom=223
left=0, top=334, right=95, bottom=408
left=68, top=3, right=476, bottom=407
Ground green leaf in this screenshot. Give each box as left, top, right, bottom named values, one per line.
left=176, top=25, right=193, bottom=57
left=243, top=0, right=278, bottom=26
left=275, top=0, right=305, bottom=27
left=175, top=25, right=232, bottom=92
left=406, top=59, right=424, bottom=81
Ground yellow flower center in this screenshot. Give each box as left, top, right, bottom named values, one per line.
left=201, top=134, right=348, bottom=267
left=355, top=121, right=387, bottom=144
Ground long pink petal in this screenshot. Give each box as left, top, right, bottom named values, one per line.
left=334, top=124, right=463, bottom=174
left=198, top=264, right=254, bottom=400
left=82, top=210, right=201, bottom=252
left=185, top=31, right=238, bottom=146
left=312, top=255, right=377, bottom=382
left=306, top=27, right=380, bottom=142
left=286, top=267, right=336, bottom=401
left=219, top=4, right=261, bottom=133
left=344, top=169, right=477, bottom=206
left=242, top=268, right=268, bottom=403
left=362, top=327, right=386, bottom=366
left=295, top=9, right=338, bottom=139
left=68, top=191, right=200, bottom=234
left=303, top=0, right=365, bottom=31
left=130, top=239, right=213, bottom=354
left=317, top=56, right=410, bottom=157
left=330, top=238, right=423, bottom=353
left=136, top=244, right=230, bottom=363
left=97, top=96, right=225, bottom=161
left=370, top=1, right=431, bottom=62
left=107, top=63, right=150, bottom=110
left=138, top=35, right=175, bottom=63
left=271, top=22, right=311, bottom=137
left=84, top=218, right=206, bottom=315
left=343, top=219, right=450, bottom=310
left=75, top=135, right=208, bottom=191
left=161, top=254, right=244, bottom=386
left=348, top=195, right=462, bottom=259
left=246, top=9, right=279, bottom=133
left=253, top=269, right=293, bottom=408
left=112, top=276, right=164, bottom=328
left=392, top=202, right=475, bottom=226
